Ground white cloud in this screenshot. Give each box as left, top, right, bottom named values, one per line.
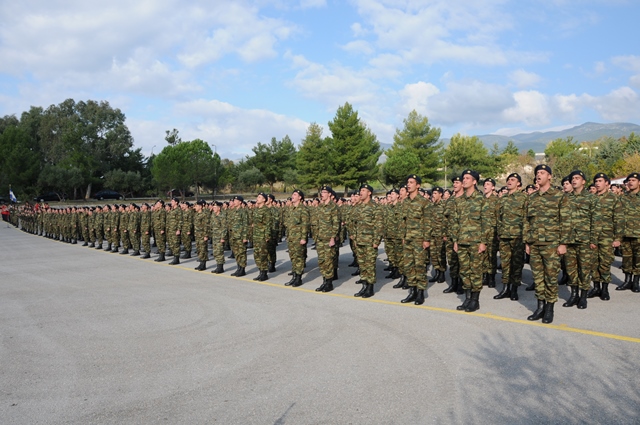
left=509, top=70, right=542, bottom=88
left=342, top=40, right=375, bottom=55
left=399, top=81, right=440, bottom=113
left=171, top=99, right=310, bottom=159
left=587, top=87, right=640, bottom=122
left=503, top=91, right=551, bottom=126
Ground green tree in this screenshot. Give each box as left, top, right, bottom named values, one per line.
left=551, top=150, right=594, bottom=180
left=327, top=102, right=381, bottom=193
left=624, top=132, right=640, bottom=155
left=296, top=123, right=334, bottom=189
left=0, top=126, right=42, bottom=197
left=502, top=140, right=520, bottom=157
left=445, top=133, right=496, bottom=177
left=381, top=149, right=421, bottom=186
left=246, top=135, right=297, bottom=191
left=544, top=136, right=580, bottom=160
left=237, top=167, right=265, bottom=190
left=384, top=110, right=442, bottom=182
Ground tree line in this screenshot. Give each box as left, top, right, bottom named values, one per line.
left=2, top=98, right=639, bottom=201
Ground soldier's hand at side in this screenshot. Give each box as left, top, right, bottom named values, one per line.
left=478, top=243, right=486, bottom=253
left=329, top=237, right=335, bottom=247
left=557, top=244, right=567, bottom=255
left=613, top=240, right=621, bottom=248
left=423, top=241, right=430, bottom=249
left=300, top=239, right=306, bottom=245
left=453, top=242, right=458, bottom=253
left=589, top=243, right=597, bottom=250
left=525, top=244, right=530, bottom=255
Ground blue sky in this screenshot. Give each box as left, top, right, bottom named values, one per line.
left=1, top=0, right=639, bottom=160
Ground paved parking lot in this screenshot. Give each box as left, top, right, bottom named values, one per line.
left=1, top=224, right=639, bottom=424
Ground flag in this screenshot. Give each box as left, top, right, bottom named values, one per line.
left=9, top=189, right=17, bottom=203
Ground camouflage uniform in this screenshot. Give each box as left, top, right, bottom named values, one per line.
left=316, top=199, right=340, bottom=280
left=252, top=204, right=273, bottom=272
left=128, top=208, right=141, bottom=254
left=496, top=190, right=527, bottom=289
left=591, top=189, right=621, bottom=295
left=430, top=198, right=447, bottom=275
left=352, top=198, right=384, bottom=286
left=564, top=188, right=598, bottom=296
left=166, top=206, right=183, bottom=258
left=228, top=206, right=249, bottom=268
left=140, top=208, right=152, bottom=255
left=210, top=209, right=227, bottom=266
left=620, top=181, right=640, bottom=290
left=285, top=202, right=309, bottom=275
left=152, top=206, right=167, bottom=256
left=194, top=208, right=210, bottom=262
left=401, top=195, right=432, bottom=290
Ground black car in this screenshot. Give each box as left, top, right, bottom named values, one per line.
left=93, top=190, right=124, bottom=200
left=34, top=191, right=66, bottom=202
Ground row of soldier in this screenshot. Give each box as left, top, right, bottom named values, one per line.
left=12, top=168, right=640, bottom=324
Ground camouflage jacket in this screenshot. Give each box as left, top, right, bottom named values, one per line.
left=401, top=194, right=432, bottom=242
left=316, top=201, right=340, bottom=241
left=451, top=189, right=494, bottom=246
left=523, top=187, right=571, bottom=246
left=193, top=210, right=210, bottom=239
left=621, top=190, right=640, bottom=238
left=352, top=200, right=384, bottom=246
left=210, top=211, right=227, bottom=241
left=284, top=203, right=309, bottom=242
left=497, top=191, right=527, bottom=239
left=228, top=207, right=249, bottom=241
left=593, top=190, right=622, bottom=242
left=252, top=205, right=272, bottom=241
left=565, top=190, right=599, bottom=245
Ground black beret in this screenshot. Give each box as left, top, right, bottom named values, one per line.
left=360, top=183, right=374, bottom=193
left=483, top=178, right=496, bottom=186
left=214, top=201, right=223, bottom=207
left=569, top=170, right=586, bottom=181
left=156, top=199, right=165, bottom=206
left=627, top=172, right=640, bottom=180
left=451, top=176, right=461, bottom=183
left=292, top=189, right=304, bottom=199
left=561, top=176, right=571, bottom=184
left=461, top=169, right=480, bottom=182
left=320, top=185, right=332, bottom=192
left=233, top=195, right=244, bottom=202
left=525, top=184, right=537, bottom=191
left=432, top=186, right=444, bottom=194
left=534, top=164, right=552, bottom=175
left=506, top=173, right=522, bottom=183
left=593, top=172, right=610, bottom=183
left=257, top=192, right=268, bottom=201
left=268, top=194, right=276, bottom=201
left=196, top=199, right=206, bottom=206
left=406, top=174, right=422, bottom=184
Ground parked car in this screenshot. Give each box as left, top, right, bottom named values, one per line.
left=93, top=189, right=124, bottom=200
left=167, top=189, right=195, bottom=198
left=33, top=192, right=66, bottom=202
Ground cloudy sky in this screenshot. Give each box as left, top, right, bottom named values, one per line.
left=1, top=0, right=639, bottom=159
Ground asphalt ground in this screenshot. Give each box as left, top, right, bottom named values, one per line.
left=1, top=224, right=639, bottom=424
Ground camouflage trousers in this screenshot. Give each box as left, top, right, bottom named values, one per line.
left=565, top=243, right=595, bottom=291
left=268, top=231, right=278, bottom=266
left=316, top=240, right=336, bottom=279
left=355, top=243, right=378, bottom=284
left=195, top=236, right=208, bottom=262
left=130, top=232, right=140, bottom=251
left=499, top=237, right=525, bottom=286
left=120, top=229, right=130, bottom=249
left=384, top=238, right=403, bottom=272
left=484, top=233, right=499, bottom=274
left=155, top=231, right=166, bottom=254
left=529, top=244, right=560, bottom=303
left=593, top=240, right=614, bottom=284
left=168, top=233, right=181, bottom=256
left=402, top=239, right=427, bottom=289
left=111, top=230, right=120, bottom=248
left=287, top=239, right=306, bottom=275
left=81, top=227, right=89, bottom=243
left=621, top=237, right=640, bottom=275
left=230, top=238, right=247, bottom=268
left=95, top=227, right=104, bottom=245
left=182, top=233, right=192, bottom=254
left=141, top=232, right=151, bottom=253
left=212, top=241, right=225, bottom=265
left=457, top=243, right=487, bottom=293
left=446, top=239, right=460, bottom=278
left=253, top=237, right=269, bottom=271
left=431, top=237, right=447, bottom=272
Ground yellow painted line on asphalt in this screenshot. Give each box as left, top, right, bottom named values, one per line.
left=34, top=230, right=640, bottom=345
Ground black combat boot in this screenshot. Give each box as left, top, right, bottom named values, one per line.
left=88, top=242, right=94, bottom=248
left=527, top=300, right=546, bottom=321
left=291, top=273, right=302, bottom=287
left=600, top=282, right=610, bottom=300
left=361, top=283, right=375, bottom=298
left=456, top=279, right=465, bottom=295
left=333, top=267, right=338, bottom=280
left=154, top=252, right=166, bottom=262
left=351, top=268, right=360, bottom=276
left=587, top=282, right=601, bottom=298
left=414, top=289, right=426, bottom=305
left=436, top=270, right=446, bottom=283
left=525, top=281, right=535, bottom=291
left=465, top=291, right=480, bottom=312
left=383, top=264, right=393, bottom=271
left=82, top=241, right=88, bottom=247
left=457, top=290, right=471, bottom=311
left=213, top=264, right=224, bottom=274
left=494, top=283, right=511, bottom=300
left=354, top=282, right=367, bottom=297
left=348, top=259, right=358, bottom=267
left=393, top=275, right=406, bottom=289
left=632, top=275, right=640, bottom=293
left=195, top=261, right=206, bottom=271
left=254, top=270, right=268, bottom=281
left=141, top=252, right=151, bottom=259
left=268, top=263, right=276, bottom=273
left=322, top=280, right=334, bottom=293
left=577, top=289, right=588, bottom=309
left=616, top=274, right=633, bottom=291
left=385, top=267, right=397, bottom=279
left=563, top=286, right=579, bottom=307
left=558, top=271, right=569, bottom=285
left=181, top=251, right=192, bottom=259
left=542, top=302, right=555, bottom=324
left=130, top=250, right=140, bottom=256
left=428, top=270, right=439, bottom=282
left=285, top=273, right=297, bottom=286
left=235, top=267, right=246, bottom=277
left=510, top=285, right=519, bottom=301
left=96, top=243, right=103, bottom=250
left=228, top=252, right=235, bottom=259
left=169, top=256, right=180, bottom=265
left=120, top=248, right=129, bottom=255
left=487, top=274, right=496, bottom=288
left=390, top=268, right=401, bottom=279
left=316, top=278, right=328, bottom=292
left=443, top=277, right=457, bottom=293
left=401, top=286, right=417, bottom=303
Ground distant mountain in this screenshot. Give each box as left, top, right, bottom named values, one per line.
left=475, top=122, right=640, bottom=153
